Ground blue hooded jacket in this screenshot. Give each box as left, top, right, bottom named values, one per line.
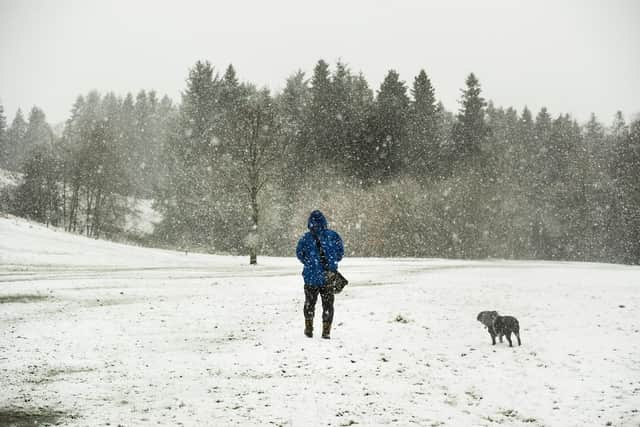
left=296, top=210, right=344, bottom=287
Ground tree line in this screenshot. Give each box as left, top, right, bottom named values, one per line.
left=0, top=91, right=175, bottom=236
left=0, top=59, right=638, bottom=264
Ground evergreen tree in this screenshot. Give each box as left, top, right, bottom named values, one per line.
left=5, top=109, right=28, bottom=171
left=155, top=60, right=226, bottom=251
left=526, top=107, right=552, bottom=258
left=0, top=103, right=6, bottom=168
left=277, top=70, right=311, bottom=185
left=60, top=95, right=87, bottom=232
left=218, top=63, right=247, bottom=153
left=147, top=94, right=176, bottom=198
left=23, top=107, right=54, bottom=164
left=549, top=114, right=583, bottom=259
left=368, top=69, right=409, bottom=182
left=481, top=105, right=524, bottom=257
left=220, top=64, right=241, bottom=112
left=131, top=90, right=157, bottom=196
left=13, top=143, right=61, bottom=225
left=517, top=106, right=535, bottom=179
left=432, top=102, right=456, bottom=177
left=327, top=61, right=351, bottom=169
left=181, top=60, right=220, bottom=157
left=574, top=113, right=612, bottom=260
left=306, top=60, right=333, bottom=170
left=608, top=111, right=628, bottom=176
left=452, top=73, right=489, bottom=164
left=449, top=73, right=489, bottom=257
left=120, top=92, right=136, bottom=175
left=406, top=69, right=439, bottom=179
left=343, top=72, right=374, bottom=181
left=613, top=119, right=640, bottom=264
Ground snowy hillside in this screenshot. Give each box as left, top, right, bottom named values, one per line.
left=124, top=198, right=162, bottom=235
left=1, top=215, right=639, bottom=426
left=0, top=166, right=160, bottom=235
left=0, top=168, right=21, bottom=189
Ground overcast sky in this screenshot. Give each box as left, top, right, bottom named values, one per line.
left=1, top=0, right=639, bottom=125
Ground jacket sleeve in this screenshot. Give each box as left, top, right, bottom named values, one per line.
left=334, top=231, right=344, bottom=262
left=296, top=235, right=306, bottom=264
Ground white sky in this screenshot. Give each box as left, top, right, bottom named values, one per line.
left=1, top=0, right=639, bottom=125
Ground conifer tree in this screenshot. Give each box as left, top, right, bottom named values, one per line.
left=343, top=72, right=374, bottom=181
left=220, top=64, right=241, bottom=112
left=452, top=73, right=488, bottom=164
left=0, top=103, right=6, bottom=168
left=156, top=60, right=231, bottom=251
left=306, top=60, right=333, bottom=170
left=5, top=109, right=28, bottom=171
left=13, top=143, right=60, bottom=224
left=575, top=113, right=611, bottom=260
left=181, top=60, right=220, bottom=157
left=449, top=73, right=488, bottom=257
left=368, top=69, right=409, bottom=182
left=24, top=107, right=53, bottom=153
left=407, top=69, right=438, bottom=179
left=613, top=119, right=640, bottom=264
left=277, top=70, right=310, bottom=185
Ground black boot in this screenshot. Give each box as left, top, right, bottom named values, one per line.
left=322, top=322, right=331, bottom=339
left=304, top=319, right=313, bottom=338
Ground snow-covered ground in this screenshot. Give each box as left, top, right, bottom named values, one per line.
left=124, top=198, right=162, bottom=236
left=0, top=168, right=21, bottom=189
left=1, top=216, right=639, bottom=426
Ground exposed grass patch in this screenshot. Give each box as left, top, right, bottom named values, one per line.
left=89, top=297, right=138, bottom=307
left=27, top=366, right=97, bottom=384
left=394, top=314, right=410, bottom=323
left=0, top=294, right=48, bottom=304
left=46, top=366, right=95, bottom=378
left=26, top=367, right=96, bottom=386
left=351, top=281, right=400, bottom=288
left=0, top=407, right=72, bottom=426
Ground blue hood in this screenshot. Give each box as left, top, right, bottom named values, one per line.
left=307, top=210, right=328, bottom=233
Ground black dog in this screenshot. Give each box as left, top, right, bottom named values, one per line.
left=477, top=311, right=502, bottom=343
left=492, top=315, right=521, bottom=347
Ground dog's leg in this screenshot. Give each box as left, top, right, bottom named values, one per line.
left=499, top=333, right=503, bottom=343
left=514, top=322, right=521, bottom=346
left=488, top=326, right=497, bottom=345
left=505, top=331, right=513, bottom=347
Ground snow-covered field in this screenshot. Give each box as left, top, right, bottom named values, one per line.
left=1, top=216, right=639, bottom=426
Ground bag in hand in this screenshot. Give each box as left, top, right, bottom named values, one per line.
left=312, top=231, right=348, bottom=294
left=325, top=270, right=348, bottom=294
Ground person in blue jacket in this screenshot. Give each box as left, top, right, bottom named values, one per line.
left=296, top=210, right=344, bottom=339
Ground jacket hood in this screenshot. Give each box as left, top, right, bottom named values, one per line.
left=307, top=210, right=328, bottom=232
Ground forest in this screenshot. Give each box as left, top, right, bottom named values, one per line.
left=1, top=60, right=638, bottom=264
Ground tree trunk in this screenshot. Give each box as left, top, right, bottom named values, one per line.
left=249, top=243, right=257, bottom=265
left=85, top=190, right=94, bottom=236
left=92, top=188, right=103, bottom=238
left=249, top=185, right=259, bottom=265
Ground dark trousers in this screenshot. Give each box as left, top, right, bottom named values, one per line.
left=304, top=285, right=334, bottom=323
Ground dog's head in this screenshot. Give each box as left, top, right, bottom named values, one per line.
left=477, top=311, right=499, bottom=325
